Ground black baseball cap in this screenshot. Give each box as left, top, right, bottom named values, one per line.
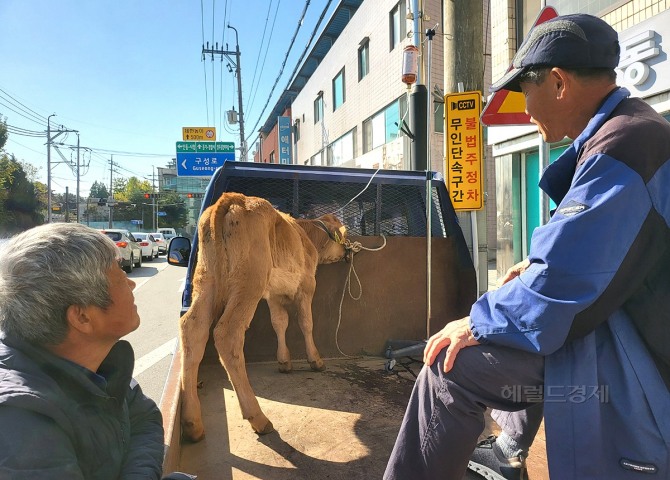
left=491, top=13, right=620, bottom=92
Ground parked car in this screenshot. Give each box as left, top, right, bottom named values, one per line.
left=99, top=229, right=142, bottom=273
left=132, top=232, right=159, bottom=260
left=151, top=232, right=168, bottom=255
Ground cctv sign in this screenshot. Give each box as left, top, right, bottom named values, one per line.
left=444, top=91, right=483, bottom=211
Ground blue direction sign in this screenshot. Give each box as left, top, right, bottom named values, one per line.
left=176, top=141, right=235, bottom=176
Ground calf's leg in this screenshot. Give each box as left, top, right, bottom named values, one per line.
left=213, top=298, right=274, bottom=434
left=267, top=297, right=292, bottom=373
left=179, top=294, right=217, bottom=442
left=295, top=287, right=325, bottom=372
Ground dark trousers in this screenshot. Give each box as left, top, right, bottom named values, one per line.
left=383, top=344, right=544, bottom=480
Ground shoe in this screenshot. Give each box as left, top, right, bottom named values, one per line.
left=467, top=435, right=528, bottom=480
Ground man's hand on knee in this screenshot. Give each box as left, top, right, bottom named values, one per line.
left=423, top=317, right=479, bottom=373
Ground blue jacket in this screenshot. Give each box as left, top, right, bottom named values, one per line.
left=0, top=335, right=165, bottom=479
left=471, top=88, right=670, bottom=478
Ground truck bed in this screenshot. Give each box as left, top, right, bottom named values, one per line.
left=160, top=351, right=549, bottom=479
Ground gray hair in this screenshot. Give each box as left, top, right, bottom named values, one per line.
left=0, top=223, right=120, bottom=346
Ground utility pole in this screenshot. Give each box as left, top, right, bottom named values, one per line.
left=46, top=114, right=78, bottom=223
left=202, top=24, right=246, bottom=161
left=443, top=0, right=487, bottom=296
left=410, top=0, right=427, bottom=171
left=76, top=133, right=81, bottom=223
left=108, top=156, right=114, bottom=228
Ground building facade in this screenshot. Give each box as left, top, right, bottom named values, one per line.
left=255, top=0, right=446, bottom=173
left=489, top=0, right=670, bottom=277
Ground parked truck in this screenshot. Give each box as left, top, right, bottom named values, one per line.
left=161, top=161, right=483, bottom=479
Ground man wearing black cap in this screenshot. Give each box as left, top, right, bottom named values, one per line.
left=384, top=13, right=670, bottom=480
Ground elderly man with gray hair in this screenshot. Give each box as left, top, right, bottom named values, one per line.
left=0, top=223, right=193, bottom=480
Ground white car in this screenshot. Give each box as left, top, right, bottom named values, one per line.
left=151, top=232, right=168, bottom=255
left=99, top=229, right=142, bottom=273
left=132, top=232, right=159, bottom=260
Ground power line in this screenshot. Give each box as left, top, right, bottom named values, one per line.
left=0, top=88, right=48, bottom=126
left=245, top=0, right=278, bottom=113
left=245, top=0, right=323, bottom=145
left=200, top=0, right=210, bottom=125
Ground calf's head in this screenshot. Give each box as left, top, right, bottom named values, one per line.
left=308, top=213, right=349, bottom=264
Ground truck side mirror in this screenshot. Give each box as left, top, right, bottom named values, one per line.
left=167, top=236, right=191, bottom=267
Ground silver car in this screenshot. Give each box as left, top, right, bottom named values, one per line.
left=100, top=229, right=142, bottom=273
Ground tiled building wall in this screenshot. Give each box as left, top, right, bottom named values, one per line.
left=603, top=0, right=670, bottom=30
left=490, top=0, right=518, bottom=87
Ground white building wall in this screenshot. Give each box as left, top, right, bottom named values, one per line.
left=291, top=0, right=444, bottom=172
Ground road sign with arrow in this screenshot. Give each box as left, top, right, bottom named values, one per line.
left=175, top=141, right=235, bottom=176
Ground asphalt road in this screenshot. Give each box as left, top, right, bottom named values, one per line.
left=123, top=256, right=186, bottom=404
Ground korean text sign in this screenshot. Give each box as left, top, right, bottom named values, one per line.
left=445, top=91, right=484, bottom=211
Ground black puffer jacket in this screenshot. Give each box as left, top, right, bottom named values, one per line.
left=0, top=334, right=164, bottom=479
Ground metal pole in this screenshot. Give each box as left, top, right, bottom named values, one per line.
left=228, top=24, right=246, bottom=161
left=412, top=0, right=421, bottom=84
left=47, top=114, right=55, bottom=223
left=76, top=133, right=81, bottom=223
left=425, top=27, right=436, bottom=339
left=426, top=27, right=435, bottom=171
left=108, top=155, right=113, bottom=228
left=153, top=166, right=157, bottom=231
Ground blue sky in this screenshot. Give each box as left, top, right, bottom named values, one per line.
left=0, top=0, right=333, bottom=196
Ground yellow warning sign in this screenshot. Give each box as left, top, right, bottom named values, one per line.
left=182, top=127, right=216, bottom=141
left=444, top=91, right=484, bottom=211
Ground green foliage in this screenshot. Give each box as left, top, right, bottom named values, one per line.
left=0, top=117, right=8, bottom=150
left=0, top=155, right=45, bottom=235
left=89, top=180, right=109, bottom=199
left=108, top=177, right=187, bottom=229
left=157, top=191, right=188, bottom=229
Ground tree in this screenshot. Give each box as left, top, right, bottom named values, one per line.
left=0, top=155, right=45, bottom=234
left=0, top=116, right=8, bottom=150
left=89, top=181, right=109, bottom=200
left=157, top=192, right=188, bottom=230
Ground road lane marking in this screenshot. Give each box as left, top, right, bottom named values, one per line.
left=133, top=337, right=177, bottom=377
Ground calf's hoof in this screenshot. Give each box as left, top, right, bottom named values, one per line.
left=277, top=360, right=293, bottom=373
left=309, top=359, right=326, bottom=372
left=181, top=421, right=205, bottom=443
left=250, top=416, right=275, bottom=435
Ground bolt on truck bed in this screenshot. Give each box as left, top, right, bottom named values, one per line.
left=161, top=162, right=499, bottom=478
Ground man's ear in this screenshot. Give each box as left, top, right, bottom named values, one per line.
left=66, top=305, right=94, bottom=334
left=551, top=68, right=570, bottom=99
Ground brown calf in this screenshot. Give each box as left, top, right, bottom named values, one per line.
left=179, top=192, right=348, bottom=440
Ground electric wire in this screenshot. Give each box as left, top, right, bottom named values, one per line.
left=200, top=0, right=210, bottom=125
left=245, top=0, right=326, bottom=147
left=211, top=0, right=216, bottom=130
left=245, top=0, right=280, bottom=115
left=0, top=88, right=48, bottom=126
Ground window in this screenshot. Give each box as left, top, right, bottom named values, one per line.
left=314, top=93, right=324, bottom=123
left=269, top=151, right=275, bottom=164
left=332, top=68, right=345, bottom=111
left=363, top=95, right=408, bottom=153
left=294, top=119, right=300, bottom=142
left=310, top=150, right=324, bottom=166
left=358, top=38, right=370, bottom=81
left=389, top=0, right=406, bottom=50
left=327, top=129, right=356, bottom=166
